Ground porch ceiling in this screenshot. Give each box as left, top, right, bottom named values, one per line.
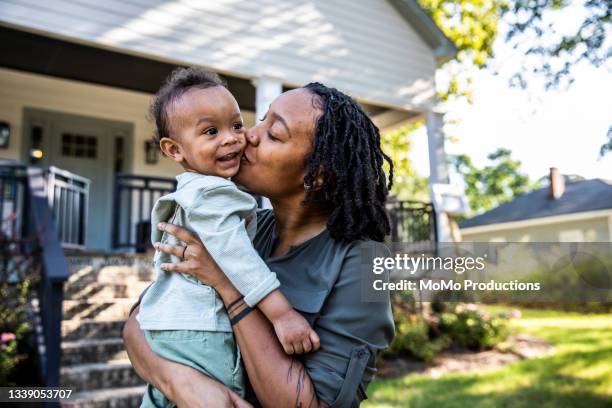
left=0, top=26, right=257, bottom=111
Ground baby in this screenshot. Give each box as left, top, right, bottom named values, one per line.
left=136, top=67, right=319, bottom=407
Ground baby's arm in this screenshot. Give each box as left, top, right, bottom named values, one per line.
left=257, top=290, right=320, bottom=355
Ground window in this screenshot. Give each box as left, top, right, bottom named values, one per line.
left=61, top=133, right=97, bottom=159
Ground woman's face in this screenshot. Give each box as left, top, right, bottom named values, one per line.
left=235, top=88, right=320, bottom=200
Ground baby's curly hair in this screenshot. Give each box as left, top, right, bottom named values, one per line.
left=303, top=82, right=394, bottom=243
left=149, top=67, right=226, bottom=144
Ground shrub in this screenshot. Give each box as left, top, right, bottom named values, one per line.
left=386, top=291, right=510, bottom=361
left=438, top=307, right=509, bottom=350
left=0, top=247, right=32, bottom=386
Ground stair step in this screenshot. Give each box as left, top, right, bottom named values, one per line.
left=61, top=385, right=146, bottom=408
left=61, top=360, right=143, bottom=390
left=65, top=254, right=155, bottom=288
left=62, top=338, right=127, bottom=366
left=63, top=299, right=137, bottom=321
left=65, top=281, right=151, bottom=301
left=62, top=320, right=125, bottom=341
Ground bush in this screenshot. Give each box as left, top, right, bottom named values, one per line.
left=386, top=291, right=510, bottom=361
left=438, top=306, right=509, bottom=350
left=388, top=317, right=450, bottom=362
left=0, top=248, right=32, bottom=386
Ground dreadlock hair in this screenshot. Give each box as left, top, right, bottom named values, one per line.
left=149, top=67, right=226, bottom=146
left=302, top=82, right=394, bottom=243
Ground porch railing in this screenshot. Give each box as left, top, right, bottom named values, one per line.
left=387, top=200, right=437, bottom=245
left=112, top=174, right=176, bottom=252
left=0, top=161, right=87, bottom=393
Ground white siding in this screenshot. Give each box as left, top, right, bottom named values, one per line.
left=0, top=0, right=437, bottom=110
left=0, top=67, right=256, bottom=176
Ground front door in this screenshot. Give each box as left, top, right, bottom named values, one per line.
left=23, top=109, right=132, bottom=250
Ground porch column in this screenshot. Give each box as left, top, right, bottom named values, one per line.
left=252, top=76, right=283, bottom=209
left=426, top=108, right=453, bottom=243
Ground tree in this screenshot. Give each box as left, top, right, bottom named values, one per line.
left=382, top=123, right=430, bottom=201
left=503, top=0, right=611, bottom=91
left=451, top=148, right=537, bottom=215
left=600, top=125, right=612, bottom=158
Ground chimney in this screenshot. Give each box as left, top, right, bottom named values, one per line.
left=549, top=167, right=565, bottom=199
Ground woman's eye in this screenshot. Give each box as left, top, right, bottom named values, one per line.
left=203, top=127, right=218, bottom=136
left=267, top=132, right=279, bottom=142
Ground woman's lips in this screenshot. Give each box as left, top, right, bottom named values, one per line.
left=241, top=152, right=251, bottom=164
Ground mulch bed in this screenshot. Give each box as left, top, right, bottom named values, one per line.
left=377, top=334, right=554, bottom=379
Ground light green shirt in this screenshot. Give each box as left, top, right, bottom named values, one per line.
left=136, top=172, right=280, bottom=331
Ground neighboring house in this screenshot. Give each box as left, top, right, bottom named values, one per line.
left=0, top=0, right=456, bottom=251
left=460, top=168, right=612, bottom=242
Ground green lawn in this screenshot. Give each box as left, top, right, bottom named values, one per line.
left=364, top=307, right=612, bottom=408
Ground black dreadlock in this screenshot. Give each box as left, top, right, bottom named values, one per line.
left=149, top=67, right=226, bottom=146
left=303, top=82, right=394, bottom=243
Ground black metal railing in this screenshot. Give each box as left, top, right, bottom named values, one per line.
left=112, top=174, right=176, bottom=252
left=0, top=161, right=85, bottom=394
left=0, top=162, right=89, bottom=250
left=46, top=167, right=89, bottom=249
left=387, top=200, right=437, bottom=244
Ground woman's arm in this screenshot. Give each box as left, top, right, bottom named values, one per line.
left=156, top=222, right=327, bottom=408
left=122, top=306, right=252, bottom=408
left=219, top=281, right=328, bottom=408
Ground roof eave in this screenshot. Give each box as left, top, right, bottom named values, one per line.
left=387, top=0, right=457, bottom=66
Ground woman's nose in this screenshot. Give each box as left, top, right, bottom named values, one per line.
left=245, top=127, right=260, bottom=146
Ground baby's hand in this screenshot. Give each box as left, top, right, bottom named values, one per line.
left=272, top=309, right=320, bottom=355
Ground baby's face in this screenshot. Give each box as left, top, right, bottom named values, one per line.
left=168, top=86, right=246, bottom=178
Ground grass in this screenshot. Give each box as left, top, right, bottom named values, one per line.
left=364, top=307, right=612, bottom=408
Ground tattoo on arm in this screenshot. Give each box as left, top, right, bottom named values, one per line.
left=287, top=357, right=317, bottom=408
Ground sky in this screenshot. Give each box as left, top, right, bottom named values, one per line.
left=408, top=2, right=612, bottom=183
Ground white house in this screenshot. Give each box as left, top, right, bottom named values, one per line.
left=0, top=0, right=457, bottom=250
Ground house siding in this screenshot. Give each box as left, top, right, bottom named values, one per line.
left=0, top=67, right=255, bottom=177
left=461, top=216, right=611, bottom=242
left=0, top=0, right=437, bottom=110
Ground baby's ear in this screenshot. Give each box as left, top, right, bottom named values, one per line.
left=159, top=137, right=184, bottom=163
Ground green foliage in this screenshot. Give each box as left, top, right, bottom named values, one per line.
left=417, top=0, right=505, bottom=103
left=0, top=259, right=31, bottom=386
left=451, top=147, right=537, bottom=216
left=365, top=309, right=612, bottom=408
left=381, top=124, right=430, bottom=201
left=387, top=292, right=509, bottom=361
left=503, top=0, right=611, bottom=90
left=599, top=125, right=611, bottom=158
left=438, top=308, right=509, bottom=350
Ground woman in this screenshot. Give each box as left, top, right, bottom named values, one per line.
left=123, top=82, right=395, bottom=407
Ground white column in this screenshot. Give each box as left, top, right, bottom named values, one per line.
left=426, top=108, right=453, bottom=243
left=426, top=109, right=449, bottom=185
left=252, top=76, right=283, bottom=209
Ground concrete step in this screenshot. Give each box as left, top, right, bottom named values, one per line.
left=62, top=319, right=125, bottom=341
left=65, top=253, right=155, bottom=289
left=62, top=338, right=127, bottom=366
left=65, top=280, right=151, bottom=301
left=61, top=385, right=145, bottom=408
left=61, top=360, right=143, bottom=390
left=63, top=299, right=137, bottom=321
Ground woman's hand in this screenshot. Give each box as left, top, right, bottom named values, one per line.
left=154, top=222, right=230, bottom=290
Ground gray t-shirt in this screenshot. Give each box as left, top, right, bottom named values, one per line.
left=249, top=210, right=395, bottom=407
left=132, top=209, right=395, bottom=407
